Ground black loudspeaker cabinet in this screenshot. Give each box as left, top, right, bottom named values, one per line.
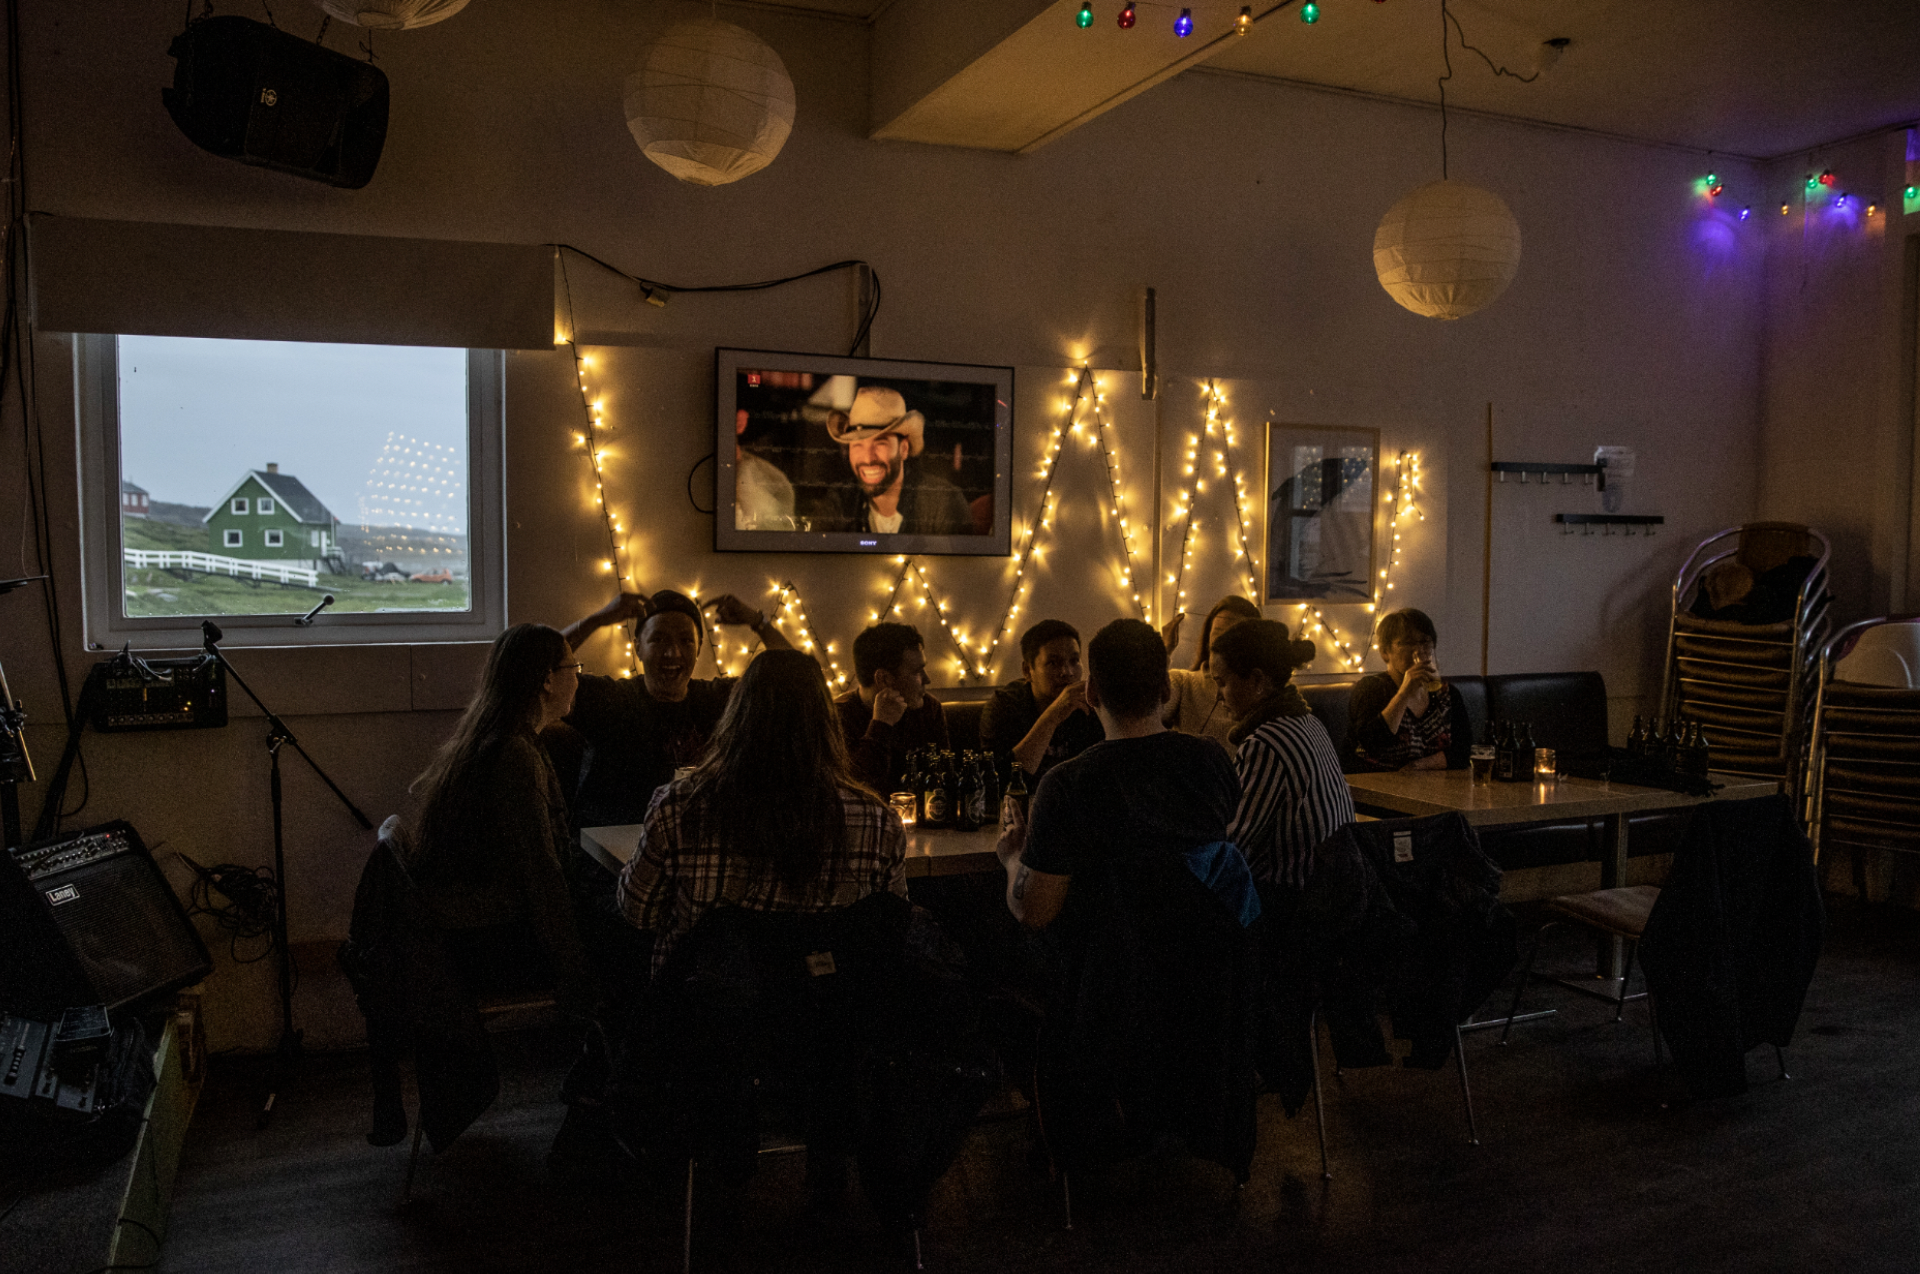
left=0, top=822, right=212, bottom=1018
left=163, top=15, right=389, bottom=189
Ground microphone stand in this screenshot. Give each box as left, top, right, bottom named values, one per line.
left=200, top=620, right=373, bottom=1127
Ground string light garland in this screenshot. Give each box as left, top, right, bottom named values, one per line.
left=1168, top=380, right=1260, bottom=615
left=563, top=338, right=641, bottom=678
left=771, top=580, right=849, bottom=690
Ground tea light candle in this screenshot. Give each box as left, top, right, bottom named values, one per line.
left=889, top=792, right=918, bottom=828
left=1533, top=747, right=1557, bottom=779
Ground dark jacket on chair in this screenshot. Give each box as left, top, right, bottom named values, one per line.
left=1267, top=814, right=1515, bottom=1108
left=1639, top=795, right=1824, bottom=1098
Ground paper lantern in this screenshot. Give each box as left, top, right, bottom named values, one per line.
left=311, top=0, right=469, bottom=29
left=1372, top=179, right=1522, bottom=320
left=624, top=18, right=795, bottom=188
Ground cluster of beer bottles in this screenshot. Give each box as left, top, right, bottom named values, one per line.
left=904, top=748, right=1030, bottom=831
left=1626, top=715, right=1713, bottom=777
left=1485, top=720, right=1539, bottom=783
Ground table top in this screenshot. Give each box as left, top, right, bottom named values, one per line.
left=1343, top=769, right=1780, bottom=827
left=579, top=823, right=1003, bottom=879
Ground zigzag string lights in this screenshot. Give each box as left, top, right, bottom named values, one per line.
left=356, top=433, right=466, bottom=567
left=875, top=366, right=1144, bottom=685
left=1168, top=381, right=1261, bottom=613
left=772, top=580, right=849, bottom=690
left=1293, top=449, right=1423, bottom=672
left=565, top=341, right=640, bottom=678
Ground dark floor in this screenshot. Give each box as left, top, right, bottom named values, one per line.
left=158, top=900, right=1920, bottom=1273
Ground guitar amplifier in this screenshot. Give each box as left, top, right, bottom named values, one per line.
left=0, top=822, right=212, bottom=1017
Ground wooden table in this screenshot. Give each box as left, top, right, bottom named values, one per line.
left=580, top=824, right=1002, bottom=879
left=1344, top=768, right=1779, bottom=978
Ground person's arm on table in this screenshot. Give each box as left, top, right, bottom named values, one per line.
left=994, top=802, right=1070, bottom=929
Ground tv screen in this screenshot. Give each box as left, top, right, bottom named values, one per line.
left=714, top=348, right=1014, bottom=556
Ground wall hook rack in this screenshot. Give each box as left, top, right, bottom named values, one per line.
left=1556, top=513, right=1663, bottom=537
left=1493, top=461, right=1606, bottom=487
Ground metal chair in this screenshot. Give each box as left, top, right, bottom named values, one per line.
left=1804, top=616, right=1920, bottom=900
left=1500, top=886, right=1662, bottom=1061
left=1662, top=523, right=1831, bottom=796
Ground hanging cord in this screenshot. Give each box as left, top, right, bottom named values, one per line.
left=551, top=245, right=882, bottom=359
left=176, top=852, right=281, bottom=965
left=1437, top=0, right=1541, bottom=179
left=315, top=14, right=331, bottom=45
left=259, top=0, right=277, bottom=29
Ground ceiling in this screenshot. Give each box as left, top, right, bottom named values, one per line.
left=752, top=0, right=1920, bottom=158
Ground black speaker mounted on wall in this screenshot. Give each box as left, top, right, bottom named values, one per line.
left=163, top=15, right=390, bottom=189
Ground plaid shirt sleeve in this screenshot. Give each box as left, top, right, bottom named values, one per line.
left=617, top=784, right=681, bottom=932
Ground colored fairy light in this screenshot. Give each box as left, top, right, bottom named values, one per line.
left=1174, top=7, right=1193, bottom=36
left=1835, top=194, right=1848, bottom=209
left=1118, top=2, right=1135, bottom=28
left=1805, top=175, right=1818, bottom=190
left=1739, top=206, right=1751, bottom=221
left=1818, top=170, right=1835, bottom=187
left=1780, top=202, right=1790, bottom=215
left=1868, top=202, right=1879, bottom=216
left=1077, top=1, right=1093, bottom=28
left=1236, top=5, right=1253, bottom=33
left=1301, top=0, right=1319, bottom=22
left=1708, top=181, right=1724, bottom=198
left=1908, top=185, right=1918, bottom=200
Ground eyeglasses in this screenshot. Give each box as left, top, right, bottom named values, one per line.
left=554, top=661, right=583, bottom=673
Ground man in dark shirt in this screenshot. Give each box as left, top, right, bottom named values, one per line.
left=835, top=622, right=948, bottom=795
left=561, top=588, right=791, bottom=826
left=996, top=619, right=1240, bottom=932
left=979, top=619, right=1105, bottom=782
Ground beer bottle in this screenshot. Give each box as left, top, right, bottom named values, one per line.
left=1627, top=715, right=1646, bottom=757
left=955, top=755, right=983, bottom=831
left=976, top=751, right=1000, bottom=826
left=1515, top=722, right=1537, bottom=781
left=1647, top=717, right=1666, bottom=765
left=1494, top=719, right=1516, bottom=782
left=1690, top=722, right=1712, bottom=776
left=921, top=753, right=951, bottom=828
left=1665, top=718, right=1686, bottom=770
left=1003, top=761, right=1031, bottom=828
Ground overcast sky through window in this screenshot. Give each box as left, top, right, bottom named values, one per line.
left=117, top=336, right=469, bottom=532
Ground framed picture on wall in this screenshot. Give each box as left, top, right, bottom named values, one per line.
left=1264, top=423, right=1379, bottom=603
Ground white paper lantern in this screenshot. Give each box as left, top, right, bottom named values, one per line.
left=624, top=18, right=795, bottom=188
left=1372, top=179, right=1522, bottom=320
left=311, top=0, right=470, bottom=30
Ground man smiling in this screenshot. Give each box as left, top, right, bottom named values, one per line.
left=807, top=385, right=973, bottom=536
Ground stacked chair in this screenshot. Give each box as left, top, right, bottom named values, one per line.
left=1804, top=616, right=1920, bottom=897
left=1662, top=522, right=1831, bottom=794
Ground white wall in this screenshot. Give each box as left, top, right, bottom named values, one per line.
left=2, top=0, right=1766, bottom=1047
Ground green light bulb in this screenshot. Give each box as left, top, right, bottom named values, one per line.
left=1301, top=0, right=1319, bottom=21
left=1908, top=185, right=1918, bottom=200
left=1076, top=1, right=1093, bottom=28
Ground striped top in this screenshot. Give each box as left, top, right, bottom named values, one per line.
left=1226, top=713, right=1355, bottom=891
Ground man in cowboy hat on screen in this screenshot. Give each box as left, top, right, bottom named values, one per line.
left=808, top=385, right=974, bottom=537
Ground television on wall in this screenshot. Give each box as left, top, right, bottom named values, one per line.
left=714, top=348, right=1014, bottom=556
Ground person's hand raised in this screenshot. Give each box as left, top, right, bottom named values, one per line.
left=596, top=592, right=649, bottom=625
left=704, top=594, right=766, bottom=628
left=873, top=686, right=908, bottom=726
left=1044, top=680, right=1090, bottom=722
left=1160, top=611, right=1186, bottom=654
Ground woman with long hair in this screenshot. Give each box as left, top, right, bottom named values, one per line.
left=1210, top=619, right=1354, bottom=892
left=407, top=623, right=597, bottom=1008
left=1162, top=594, right=1263, bottom=751
left=616, top=648, right=908, bottom=976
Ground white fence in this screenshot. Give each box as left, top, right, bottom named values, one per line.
left=124, top=548, right=320, bottom=588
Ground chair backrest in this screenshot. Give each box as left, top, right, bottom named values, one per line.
left=940, top=698, right=986, bottom=752
left=1300, top=677, right=1493, bottom=767
left=1736, top=522, right=1817, bottom=575
left=1833, top=619, right=1920, bottom=689
left=1485, top=671, right=1608, bottom=758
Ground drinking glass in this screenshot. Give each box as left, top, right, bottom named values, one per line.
left=889, top=792, right=918, bottom=828
left=1533, top=747, right=1557, bottom=781
left=1469, top=745, right=1495, bottom=785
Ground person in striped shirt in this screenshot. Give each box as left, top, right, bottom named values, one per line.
left=1210, top=620, right=1355, bottom=892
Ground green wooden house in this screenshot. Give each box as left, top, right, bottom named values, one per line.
left=203, top=464, right=340, bottom=571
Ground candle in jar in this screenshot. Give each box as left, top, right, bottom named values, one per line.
left=1533, top=747, right=1557, bottom=779
left=889, top=792, right=918, bottom=828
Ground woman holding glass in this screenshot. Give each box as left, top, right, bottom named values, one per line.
left=1342, top=608, right=1471, bottom=772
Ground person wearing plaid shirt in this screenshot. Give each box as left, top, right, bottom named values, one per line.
left=616, top=648, right=908, bottom=977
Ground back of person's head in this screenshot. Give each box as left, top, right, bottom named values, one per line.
left=1019, top=618, right=1079, bottom=668
left=411, top=623, right=570, bottom=859
left=647, top=590, right=706, bottom=649
left=1209, top=619, right=1315, bottom=689
left=1192, top=595, right=1262, bottom=671
left=1373, top=607, right=1438, bottom=654
left=853, top=622, right=924, bottom=687
left=690, top=648, right=864, bottom=883
left=1087, top=618, right=1170, bottom=721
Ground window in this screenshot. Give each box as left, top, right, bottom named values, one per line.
left=79, top=335, right=505, bottom=649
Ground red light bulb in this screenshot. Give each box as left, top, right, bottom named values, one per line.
left=1118, top=2, right=1136, bottom=28
left=1818, top=170, right=1835, bottom=187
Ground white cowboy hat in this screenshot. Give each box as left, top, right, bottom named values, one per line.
left=825, top=386, right=925, bottom=456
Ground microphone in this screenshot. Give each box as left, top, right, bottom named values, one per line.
left=200, top=619, right=224, bottom=647
left=295, top=594, right=336, bottom=628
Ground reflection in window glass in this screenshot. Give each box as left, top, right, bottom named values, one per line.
left=116, top=336, right=470, bottom=618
